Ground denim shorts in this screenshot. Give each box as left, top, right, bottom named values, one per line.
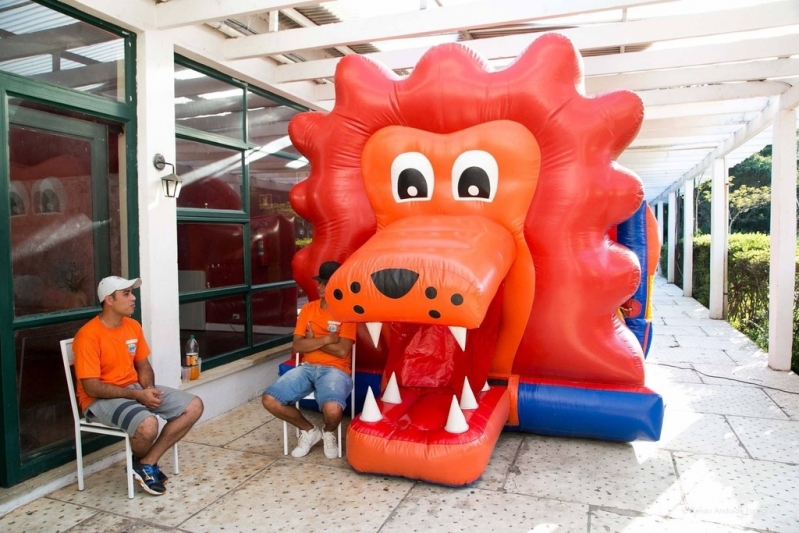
left=264, top=364, right=353, bottom=411
left=85, top=384, right=196, bottom=437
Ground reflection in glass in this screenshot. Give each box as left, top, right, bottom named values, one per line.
left=175, top=64, right=243, bottom=140
left=179, top=294, right=247, bottom=363
left=252, top=288, right=298, bottom=345
left=177, top=223, right=245, bottom=291
left=249, top=154, right=308, bottom=285
left=8, top=99, right=124, bottom=315
left=176, top=138, right=243, bottom=210
left=247, top=91, right=301, bottom=147
left=15, top=320, right=86, bottom=457
left=0, top=2, right=126, bottom=101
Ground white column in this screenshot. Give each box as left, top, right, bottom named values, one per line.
left=768, top=107, right=797, bottom=370
left=136, top=30, right=181, bottom=387
left=709, top=158, right=729, bottom=320
left=667, top=192, right=677, bottom=283
left=682, top=180, right=694, bottom=297
left=655, top=202, right=663, bottom=276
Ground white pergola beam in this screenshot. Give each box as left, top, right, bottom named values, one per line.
left=586, top=34, right=799, bottom=77
left=652, top=81, right=799, bottom=203
left=588, top=58, right=799, bottom=94
left=156, top=0, right=327, bottom=30
left=636, top=126, right=741, bottom=139
left=644, top=99, right=771, bottom=120
left=638, top=82, right=788, bottom=108
left=273, top=1, right=799, bottom=83
left=225, top=0, right=671, bottom=59
left=640, top=114, right=755, bottom=131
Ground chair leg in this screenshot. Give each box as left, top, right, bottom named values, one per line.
left=75, top=428, right=84, bottom=491
left=124, top=436, right=134, bottom=499
left=283, top=421, right=289, bottom=455
left=173, top=443, right=179, bottom=475
left=337, top=423, right=342, bottom=458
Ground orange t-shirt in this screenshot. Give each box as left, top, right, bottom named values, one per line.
left=73, top=316, right=150, bottom=411
left=294, top=300, right=356, bottom=374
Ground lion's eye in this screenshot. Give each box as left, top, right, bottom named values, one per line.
left=391, top=152, right=434, bottom=203
left=452, top=150, right=498, bottom=202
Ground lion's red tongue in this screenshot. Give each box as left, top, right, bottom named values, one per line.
left=347, top=289, right=507, bottom=486
left=384, top=283, right=504, bottom=392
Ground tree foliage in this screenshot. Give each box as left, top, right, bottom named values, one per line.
left=695, top=145, right=776, bottom=235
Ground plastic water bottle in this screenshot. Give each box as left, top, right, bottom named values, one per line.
left=185, top=335, right=200, bottom=380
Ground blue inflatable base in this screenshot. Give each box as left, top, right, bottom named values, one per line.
left=515, top=381, right=664, bottom=442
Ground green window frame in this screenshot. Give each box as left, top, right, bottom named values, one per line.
left=0, top=0, right=138, bottom=486
left=174, top=55, right=309, bottom=371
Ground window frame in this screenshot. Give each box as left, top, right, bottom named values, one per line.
left=174, top=55, right=309, bottom=370
left=0, top=0, right=139, bottom=486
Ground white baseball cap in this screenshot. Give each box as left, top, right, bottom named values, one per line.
left=97, top=276, right=142, bottom=302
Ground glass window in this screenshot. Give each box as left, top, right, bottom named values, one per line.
left=252, top=287, right=298, bottom=345
left=0, top=2, right=126, bottom=101
left=176, top=138, right=243, bottom=210
left=177, top=223, right=245, bottom=291
left=179, top=294, right=247, bottom=360
left=249, top=154, right=309, bottom=285
left=175, top=57, right=309, bottom=370
left=175, top=65, right=244, bottom=141
left=8, top=98, right=123, bottom=316
left=247, top=91, right=301, bottom=148
left=15, top=320, right=87, bottom=457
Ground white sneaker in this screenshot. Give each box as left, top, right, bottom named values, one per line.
left=323, top=431, right=338, bottom=459
left=291, top=426, right=322, bottom=458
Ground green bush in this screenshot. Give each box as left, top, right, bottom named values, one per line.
left=681, top=234, right=799, bottom=372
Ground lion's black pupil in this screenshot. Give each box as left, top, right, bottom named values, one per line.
left=398, top=168, right=428, bottom=199
left=457, top=167, right=490, bottom=198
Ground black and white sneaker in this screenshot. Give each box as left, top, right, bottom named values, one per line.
left=131, top=460, right=166, bottom=495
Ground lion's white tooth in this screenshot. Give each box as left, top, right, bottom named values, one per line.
left=360, top=387, right=383, bottom=422
left=449, top=326, right=467, bottom=351
left=366, top=322, right=382, bottom=347
left=460, top=376, right=478, bottom=410
left=444, top=395, right=469, bottom=434
left=381, top=372, right=402, bottom=404
left=481, top=381, right=490, bottom=392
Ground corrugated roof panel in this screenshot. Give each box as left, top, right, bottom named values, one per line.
left=68, top=39, right=124, bottom=63
left=0, top=2, right=75, bottom=34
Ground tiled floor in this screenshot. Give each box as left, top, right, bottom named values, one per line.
left=3, top=277, right=799, bottom=532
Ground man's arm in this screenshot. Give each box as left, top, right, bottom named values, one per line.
left=134, top=357, right=156, bottom=389
left=292, top=326, right=354, bottom=358
left=81, top=376, right=163, bottom=410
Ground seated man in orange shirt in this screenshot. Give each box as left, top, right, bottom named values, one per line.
left=73, top=276, right=203, bottom=496
left=262, top=261, right=356, bottom=458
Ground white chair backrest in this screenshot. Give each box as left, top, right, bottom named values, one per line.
left=60, top=338, right=82, bottom=424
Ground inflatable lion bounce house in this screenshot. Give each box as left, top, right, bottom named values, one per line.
left=282, top=33, right=663, bottom=486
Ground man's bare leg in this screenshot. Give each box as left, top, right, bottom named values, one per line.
left=139, top=397, right=203, bottom=466
left=262, top=393, right=314, bottom=431
left=321, top=402, right=343, bottom=433
left=131, top=416, right=159, bottom=459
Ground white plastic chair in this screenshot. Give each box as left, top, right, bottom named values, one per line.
left=60, top=338, right=178, bottom=499
left=283, top=344, right=356, bottom=457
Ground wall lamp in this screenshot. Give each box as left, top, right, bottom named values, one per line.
left=153, top=153, right=183, bottom=198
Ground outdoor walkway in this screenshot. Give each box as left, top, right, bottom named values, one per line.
left=1, top=276, right=798, bottom=532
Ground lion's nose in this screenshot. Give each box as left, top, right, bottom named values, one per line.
left=371, top=268, right=419, bottom=299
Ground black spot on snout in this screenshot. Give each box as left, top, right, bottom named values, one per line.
left=371, top=268, right=419, bottom=299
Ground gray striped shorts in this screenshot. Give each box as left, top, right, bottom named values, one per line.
left=84, top=384, right=195, bottom=437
